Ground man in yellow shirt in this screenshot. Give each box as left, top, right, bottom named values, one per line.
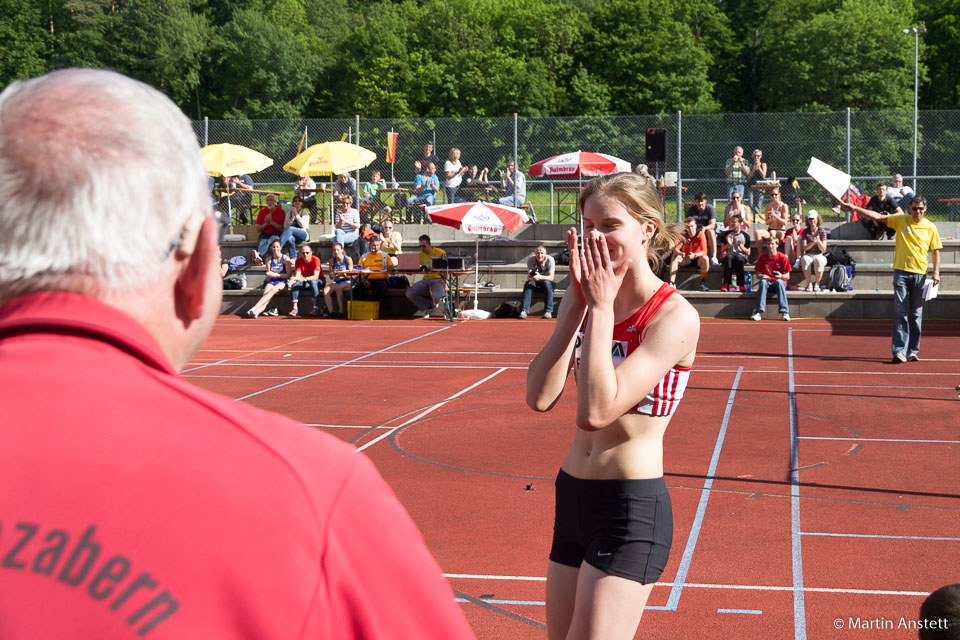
left=406, top=234, right=447, bottom=317
left=841, top=196, right=942, bottom=362
left=357, top=236, right=390, bottom=301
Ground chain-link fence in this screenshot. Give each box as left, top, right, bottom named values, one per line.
left=195, top=110, right=960, bottom=224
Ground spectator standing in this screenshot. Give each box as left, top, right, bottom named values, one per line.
left=784, top=212, right=805, bottom=268
left=886, top=173, right=915, bottom=209
left=251, top=193, right=284, bottom=266
left=333, top=172, right=358, bottom=207
left=751, top=237, right=791, bottom=321
left=356, top=236, right=390, bottom=301
left=724, top=146, right=748, bottom=201
left=747, top=148, right=768, bottom=213
left=686, top=193, right=720, bottom=266
left=406, top=235, right=447, bottom=317
left=800, top=210, right=829, bottom=291
left=218, top=174, right=254, bottom=224
left=719, top=215, right=751, bottom=292
left=668, top=217, right=710, bottom=291
left=840, top=196, right=941, bottom=363
left=379, top=219, right=403, bottom=268
left=324, top=242, right=354, bottom=318
left=498, top=161, right=526, bottom=209
left=519, top=245, right=555, bottom=319
left=334, top=195, right=361, bottom=251
left=0, top=68, right=474, bottom=640
left=280, top=195, right=309, bottom=260
left=288, top=243, right=325, bottom=317
left=414, top=141, right=440, bottom=175
left=444, top=147, right=467, bottom=203
left=248, top=239, right=292, bottom=318
left=409, top=162, right=440, bottom=223
left=294, top=173, right=318, bottom=223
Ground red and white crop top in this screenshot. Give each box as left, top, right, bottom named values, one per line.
left=573, top=283, right=691, bottom=417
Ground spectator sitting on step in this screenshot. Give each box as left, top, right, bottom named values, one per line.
left=719, top=214, right=750, bottom=292
left=334, top=194, right=361, bottom=250
left=668, top=217, right=710, bottom=291
left=886, top=173, right=915, bottom=210
left=800, top=210, right=829, bottom=291
left=379, top=219, right=403, bottom=268
left=247, top=239, right=292, bottom=318
left=333, top=172, right=358, bottom=206
left=751, top=237, right=791, bottom=322
left=356, top=236, right=390, bottom=301
left=754, top=186, right=789, bottom=259
left=406, top=234, right=446, bottom=317
left=288, top=243, right=325, bottom=317
left=280, top=195, right=309, bottom=261
left=519, top=244, right=555, bottom=319
left=784, top=212, right=805, bottom=269
left=250, top=193, right=284, bottom=266
left=324, top=242, right=353, bottom=318
left=687, top=192, right=720, bottom=266
left=722, top=189, right=753, bottom=239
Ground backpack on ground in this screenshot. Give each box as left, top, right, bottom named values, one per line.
left=494, top=300, right=522, bottom=318
left=828, top=264, right=851, bottom=292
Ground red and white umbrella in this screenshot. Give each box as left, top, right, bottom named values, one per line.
left=425, top=201, right=529, bottom=234
left=425, top=201, right=530, bottom=319
left=528, top=150, right=631, bottom=178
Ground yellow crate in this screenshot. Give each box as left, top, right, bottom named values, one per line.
left=347, top=300, right=379, bottom=320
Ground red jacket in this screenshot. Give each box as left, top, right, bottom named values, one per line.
left=755, top=251, right=791, bottom=280
left=0, top=292, right=475, bottom=640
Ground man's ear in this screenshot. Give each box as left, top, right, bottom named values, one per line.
left=174, top=217, right=219, bottom=323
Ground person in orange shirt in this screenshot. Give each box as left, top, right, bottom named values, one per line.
left=668, top=217, right=710, bottom=290
left=357, top=236, right=390, bottom=301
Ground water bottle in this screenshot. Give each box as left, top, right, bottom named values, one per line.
left=240, top=272, right=247, bottom=289
left=731, top=275, right=738, bottom=288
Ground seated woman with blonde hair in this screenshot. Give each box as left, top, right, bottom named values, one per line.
left=247, top=239, right=292, bottom=318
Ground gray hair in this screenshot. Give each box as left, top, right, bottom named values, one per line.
left=0, top=69, right=208, bottom=300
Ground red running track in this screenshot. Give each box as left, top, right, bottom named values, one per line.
left=185, top=316, right=960, bottom=639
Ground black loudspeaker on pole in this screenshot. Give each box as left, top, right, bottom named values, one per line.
left=645, top=128, right=666, bottom=163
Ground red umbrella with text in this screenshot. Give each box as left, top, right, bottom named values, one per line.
left=425, top=201, right=530, bottom=319
left=528, top=150, right=631, bottom=235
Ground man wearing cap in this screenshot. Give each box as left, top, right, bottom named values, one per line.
left=0, top=69, right=474, bottom=638
left=840, top=196, right=941, bottom=363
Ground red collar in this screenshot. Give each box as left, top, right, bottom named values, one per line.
left=0, top=292, right=176, bottom=375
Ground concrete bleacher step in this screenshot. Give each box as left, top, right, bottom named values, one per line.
left=222, top=287, right=960, bottom=320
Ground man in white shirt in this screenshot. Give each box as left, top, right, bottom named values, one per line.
left=498, top=161, right=526, bottom=209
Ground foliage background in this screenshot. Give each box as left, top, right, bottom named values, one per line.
left=0, top=0, right=953, bottom=120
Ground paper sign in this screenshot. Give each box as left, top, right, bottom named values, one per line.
left=923, top=278, right=939, bottom=301
left=806, top=157, right=851, bottom=201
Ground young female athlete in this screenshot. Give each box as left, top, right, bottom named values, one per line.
left=526, top=173, right=701, bottom=640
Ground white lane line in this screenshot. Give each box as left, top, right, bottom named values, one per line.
left=799, top=436, right=960, bottom=444
left=237, top=325, right=454, bottom=401
left=802, top=532, right=960, bottom=542
left=305, top=423, right=393, bottom=430
left=181, top=336, right=315, bottom=374
left=356, top=367, right=509, bottom=452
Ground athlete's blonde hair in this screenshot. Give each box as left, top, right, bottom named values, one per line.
left=578, top=173, right=681, bottom=272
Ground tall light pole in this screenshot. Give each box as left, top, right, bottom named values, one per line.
left=902, top=26, right=926, bottom=191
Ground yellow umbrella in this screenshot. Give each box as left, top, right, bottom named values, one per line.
left=201, top=143, right=273, bottom=177
left=284, top=141, right=377, bottom=176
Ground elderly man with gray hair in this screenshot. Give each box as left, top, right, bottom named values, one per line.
left=0, top=69, right=473, bottom=639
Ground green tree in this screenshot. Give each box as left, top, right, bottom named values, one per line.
left=116, top=0, right=209, bottom=115
left=202, top=8, right=320, bottom=119
left=917, top=0, right=960, bottom=108
left=0, top=0, right=48, bottom=87
left=580, top=0, right=720, bottom=114
left=51, top=0, right=121, bottom=68
left=758, top=0, right=918, bottom=111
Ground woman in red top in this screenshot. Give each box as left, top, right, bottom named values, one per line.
left=527, top=173, right=701, bottom=640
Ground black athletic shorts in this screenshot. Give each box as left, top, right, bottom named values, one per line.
left=549, top=469, right=673, bottom=585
